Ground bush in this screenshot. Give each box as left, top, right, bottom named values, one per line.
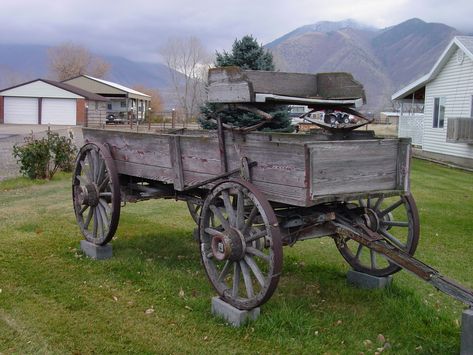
left=13, top=130, right=77, bottom=180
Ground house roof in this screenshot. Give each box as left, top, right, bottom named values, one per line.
left=69, top=75, right=151, bottom=99
left=392, top=36, right=473, bottom=100
left=0, top=78, right=108, bottom=101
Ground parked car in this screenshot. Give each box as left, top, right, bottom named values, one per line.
left=106, top=113, right=126, bottom=125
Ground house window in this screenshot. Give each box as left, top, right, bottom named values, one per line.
left=433, top=97, right=446, bottom=128
left=107, top=103, right=112, bottom=110
left=120, top=101, right=126, bottom=108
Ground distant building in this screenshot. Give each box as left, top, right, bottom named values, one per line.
left=392, top=36, right=473, bottom=168
left=0, top=79, right=107, bottom=125
left=63, top=75, right=151, bottom=123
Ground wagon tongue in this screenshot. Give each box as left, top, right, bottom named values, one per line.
left=332, top=220, right=473, bottom=307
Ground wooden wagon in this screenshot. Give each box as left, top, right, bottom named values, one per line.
left=72, top=67, right=473, bottom=310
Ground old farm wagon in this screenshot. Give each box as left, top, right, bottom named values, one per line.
left=72, top=67, right=473, bottom=310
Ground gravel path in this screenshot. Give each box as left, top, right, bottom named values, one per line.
left=0, top=125, right=83, bottom=181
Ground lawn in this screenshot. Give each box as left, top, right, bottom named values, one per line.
left=0, top=159, right=472, bottom=354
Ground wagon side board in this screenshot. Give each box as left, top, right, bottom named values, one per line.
left=309, top=138, right=410, bottom=202
left=82, top=129, right=411, bottom=207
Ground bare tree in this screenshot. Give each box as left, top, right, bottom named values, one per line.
left=132, top=85, right=164, bottom=114
left=160, top=37, right=211, bottom=122
left=48, top=42, right=110, bottom=81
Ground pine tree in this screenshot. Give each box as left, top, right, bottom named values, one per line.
left=198, top=36, right=293, bottom=132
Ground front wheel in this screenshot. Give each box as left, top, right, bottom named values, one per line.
left=334, top=194, right=420, bottom=277
left=72, top=143, right=121, bottom=246
left=199, top=179, right=282, bottom=310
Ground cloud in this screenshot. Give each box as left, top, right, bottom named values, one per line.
left=0, top=0, right=471, bottom=62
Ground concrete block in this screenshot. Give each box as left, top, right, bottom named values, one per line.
left=347, top=270, right=393, bottom=289
left=211, top=297, right=260, bottom=327
left=80, top=240, right=112, bottom=260
left=461, top=308, right=473, bottom=355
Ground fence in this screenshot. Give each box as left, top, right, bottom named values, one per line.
left=398, top=114, right=424, bottom=147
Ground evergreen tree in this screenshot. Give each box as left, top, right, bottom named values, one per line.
left=198, top=35, right=293, bottom=132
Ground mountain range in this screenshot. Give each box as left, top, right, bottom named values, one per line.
left=0, top=18, right=466, bottom=112
left=266, top=18, right=462, bottom=111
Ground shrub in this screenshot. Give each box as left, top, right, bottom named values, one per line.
left=13, top=130, right=77, bottom=180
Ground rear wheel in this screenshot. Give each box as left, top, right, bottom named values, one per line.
left=334, top=194, right=420, bottom=276
left=72, top=143, right=120, bottom=245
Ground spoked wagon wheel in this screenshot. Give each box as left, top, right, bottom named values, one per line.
left=72, top=143, right=121, bottom=246
left=199, top=180, right=282, bottom=310
left=334, top=194, right=420, bottom=277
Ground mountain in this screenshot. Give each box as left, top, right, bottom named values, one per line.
left=0, top=43, right=175, bottom=91
left=267, top=18, right=460, bottom=111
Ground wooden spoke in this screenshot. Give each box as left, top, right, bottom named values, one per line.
left=381, top=220, right=409, bottom=228
left=244, top=255, right=265, bottom=287
left=84, top=208, right=93, bottom=229
left=99, top=192, right=112, bottom=197
left=355, top=244, right=363, bottom=261
left=232, top=262, right=241, bottom=298
left=246, top=246, right=270, bottom=261
left=79, top=204, right=89, bottom=215
left=379, top=199, right=403, bottom=217
left=99, top=199, right=112, bottom=215
left=204, top=227, right=223, bottom=237
left=236, top=190, right=245, bottom=229
left=380, top=229, right=405, bottom=249
left=245, top=229, right=266, bottom=243
left=98, top=176, right=110, bottom=192
left=370, top=249, right=377, bottom=269
left=210, top=205, right=231, bottom=232
left=218, top=261, right=232, bottom=282
left=373, top=196, right=384, bottom=211
left=240, top=260, right=254, bottom=298
left=242, top=206, right=258, bottom=235
left=221, top=191, right=236, bottom=227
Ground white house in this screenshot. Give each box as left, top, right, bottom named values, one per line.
left=392, top=36, right=473, bottom=168
left=0, top=79, right=108, bottom=126
left=62, top=75, right=151, bottom=123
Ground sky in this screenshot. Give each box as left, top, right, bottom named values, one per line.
left=1, top=0, right=472, bottom=63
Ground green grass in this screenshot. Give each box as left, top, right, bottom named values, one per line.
left=0, top=159, right=472, bottom=354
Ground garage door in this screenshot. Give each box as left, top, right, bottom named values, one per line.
left=42, top=99, right=76, bottom=125
left=4, top=97, right=38, bottom=124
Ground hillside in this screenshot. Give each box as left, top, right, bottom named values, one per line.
left=267, top=18, right=460, bottom=112
left=0, top=44, right=175, bottom=91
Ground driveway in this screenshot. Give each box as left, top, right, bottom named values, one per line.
left=0, top=124, right=83, bottom=181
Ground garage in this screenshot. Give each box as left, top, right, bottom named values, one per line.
left=0, top=79, right=107, bottom=126
left=4, top=97, right=38, bottom=124
left=42, top=98, right=76, bottom=125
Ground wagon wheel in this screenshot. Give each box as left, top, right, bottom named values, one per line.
left=334, top=194, right=420, bottom=277
left=72, top=143, right=121, bottom=246
left=199, top=179, right=283, bottom=310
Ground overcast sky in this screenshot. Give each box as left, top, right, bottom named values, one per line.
left=1, top=0, right=472, bottom=63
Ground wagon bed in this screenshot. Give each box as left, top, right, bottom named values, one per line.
left=82, top=128, right=411, bottom=206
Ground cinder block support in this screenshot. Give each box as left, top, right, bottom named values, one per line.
left=461, top=308, right=473, bottom=355
left=80, top=240, right=113, bottom=260
left=347, top=270, right=393, bottom=289
left=211, top=297, right=260, bottom=327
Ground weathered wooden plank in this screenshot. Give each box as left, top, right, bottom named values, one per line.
left=114, top=160, right=174, bottom=183
left=207, top=67, right=365, bottom=103
left=310, top=139, right=401, bottom=197
left=169, top=135, right=185, bottom=190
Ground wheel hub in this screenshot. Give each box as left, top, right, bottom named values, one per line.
left=211, top=228, right=246, bottom=261
left=363, top=208, right=381, bottom=232
left=77, top=184, right=99, bottom=207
